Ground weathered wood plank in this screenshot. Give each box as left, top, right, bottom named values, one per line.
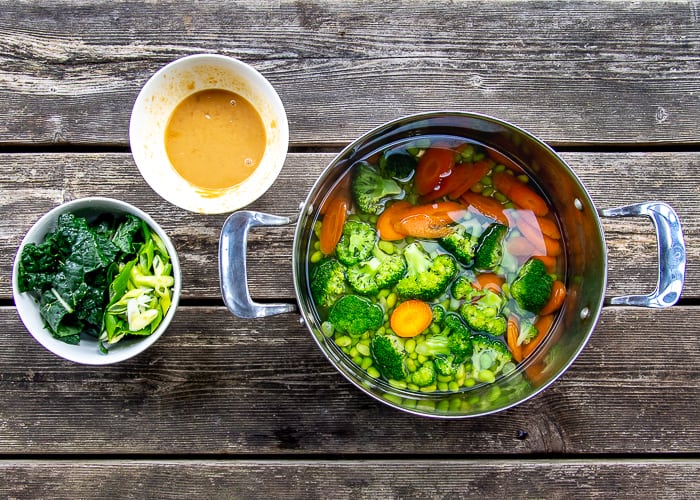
left=2, top=151, right=698, bottom=300
left=1, top=305, right=698, bottom=455
left=2, top=460, right=699, bottom=499
left=0, top=1, right=698, bottom=145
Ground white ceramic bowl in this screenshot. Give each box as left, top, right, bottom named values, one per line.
left=12, top=197, right=181, bottom=365
left=129, top=54, right=289, bottom=214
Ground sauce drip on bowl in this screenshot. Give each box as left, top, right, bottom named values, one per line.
left=164, top=89, right=266, bottom=190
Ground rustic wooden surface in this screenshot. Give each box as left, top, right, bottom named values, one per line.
left=1, top=0, right=699, bottom=498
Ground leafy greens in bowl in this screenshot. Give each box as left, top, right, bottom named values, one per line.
left=12, top=198, right=181, bottom=364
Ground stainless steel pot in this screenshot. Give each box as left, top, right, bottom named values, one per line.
left=219, top=112, right=686, bottom=418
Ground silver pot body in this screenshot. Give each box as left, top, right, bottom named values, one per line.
left=220, top=112, right=685, bottom=418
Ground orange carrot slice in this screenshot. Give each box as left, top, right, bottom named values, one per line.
left=390, top=299, right=433, bottom=337
left=474, top=273, right=505, bottom=293
left=377, top=201, right=411, bottom=241
left=319, top=197, right=348, bottom=254
left=492, top=172, right=549, bottom=216
left=540, top=280, right=567, bottom=316
left=460, top=191, right=509, bottom=225
left=506, top=316, right=523, bottom=362
left=522, top=314, right=554, bottom=359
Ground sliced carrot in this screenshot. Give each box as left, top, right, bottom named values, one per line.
left=506, top=316, right=523, bottom=363
left=487, top=149, right=526, bottom=175
left=393, top=201, right=466, bottom=239
left=422, top=160, right=491, bottom=202
left=319, top=175, right=351, bottom=215
left=543, top=233, right=562, bottom=257
left=390, top=299, right=433, bottom=338
left=492, top=172, right=549, bottom=216
left=460, top=191, right=509, bottom=226
left=506, top=236, right=537, bottom=257
left=533, top=255, right=557, bottom=274
left=377, top=201, right=411, bottom=241
left=474, top=273, right=505, bottom=293
left=515, top=215, right=546, bottom=254
left=537, top=216, right=561, bottom=240
left=540, top=280, right=567, bottom=316
left=319, top=197, right=348, bottom=254
left=524, top=361, right=548, bottom=385
left=394, top=213, right=453, bottom=239
left=522, top=314, right=554, bottom=359
left=414, top=147, right=455, bottom=196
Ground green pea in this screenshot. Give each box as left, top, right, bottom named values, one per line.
left=357, top=343, right=370, bottom=357
left=478, top=369, right=496, bottom=384
left=321, top=321, right=334, bottom=337
left=436, top=400, right=450, bottom=412
left=404, top=338, right=416, bottom=354
left=378, top=240, right=396, bottom=254
left=388, top=379, right=408, bottom=390
left=335, top=336, right=352, bottom=347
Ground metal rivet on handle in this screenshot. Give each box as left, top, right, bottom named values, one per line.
left=580, top=307, right=590, bottom=320
left=574, top=198, right=584, bottom=211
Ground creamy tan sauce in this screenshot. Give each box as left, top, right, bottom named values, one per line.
left=164, top=89, right=266, bottom=190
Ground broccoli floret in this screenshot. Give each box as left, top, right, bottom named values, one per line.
left=328, top=295, right=383, bottom=336
left=370, top=334, right=409, bottom=381
left=380, top=150, right=417, bottom=181
left=473, top=223, right=507, bottom=270
left=310, top=258, right=347, bottom=309
left=346, top=245, right=407, bottom=296
left=510, top=257, right=554, bottom=313
left=431, top=304, right=447, bottom=325
left=396, top=242, right=458, bottom=300
left=335, top=220, right=376, bottom=266
left=411, top=360, right=436, bottom=387
left=450, top=275, right=474, bottom=301
left=470, top=333, right=513, bottom=383
left=458, top=283, right=507, bottom=336
left=443, top=313, right=473, bottom=361
left=414, top=334, right=451, bottom=357
left=351, top=162, right=404, bottom=215
left=439, top=224, right=479, bottom=266
left=516, top=317, right=539, bottom=347
left=434, top=354, right=458, bottom=377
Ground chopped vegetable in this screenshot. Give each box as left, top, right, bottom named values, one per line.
left=414, top=146, right=455, bottom=196
left=319, top=196, right=348, bottom=254
left=391, top=299, right=433, bottom=337
left=17, top=212, right=174, bottom=352
left=492, top=172, right=549, bottom=216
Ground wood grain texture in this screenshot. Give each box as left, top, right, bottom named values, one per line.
left=2, top=151, right=698, bottom=300
left=1, top=305, right=698, bottom=455
left=0, top=1, right=698, bottom=146
left=2, top=460, right=699, bottom=498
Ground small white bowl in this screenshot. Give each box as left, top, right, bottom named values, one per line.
left=12, top=197, right=181, bottom=365
left=129, top=54, right=289, bottom=214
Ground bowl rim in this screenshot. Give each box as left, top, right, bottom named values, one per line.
left=12, top=197, right=181, bottom=365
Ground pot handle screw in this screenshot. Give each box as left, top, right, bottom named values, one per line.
left=600, top=202, right=685, bottom=308
left=219, top=210, right=298, bottom=318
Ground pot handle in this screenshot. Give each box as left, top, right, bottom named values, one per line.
left=219, top=210, right=298, bottom=318
left=600, top=202, right=685, bottom=307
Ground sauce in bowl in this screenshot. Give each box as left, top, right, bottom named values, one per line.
left=164, top=89, right=266, bottom=191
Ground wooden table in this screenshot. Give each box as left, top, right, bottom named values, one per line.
left=1, top=1, right=699, bottom=497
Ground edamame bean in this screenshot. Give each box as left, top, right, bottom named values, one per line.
left=367, top=367, right=380, bottom=378
left=377, top=240, right=395, bottom=254
left=478, top=369, right=496, bottom=384
left=335, top=336, right=352, bottom=347
left=386, top=292, right=397, bottom=309
left=361, top=357, right=373, bottom=370
left=310, top=250, right=323, bottom=263
left=404, top=338, right=416, bottom=354
left=388, top=379, right=408, bottom=390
